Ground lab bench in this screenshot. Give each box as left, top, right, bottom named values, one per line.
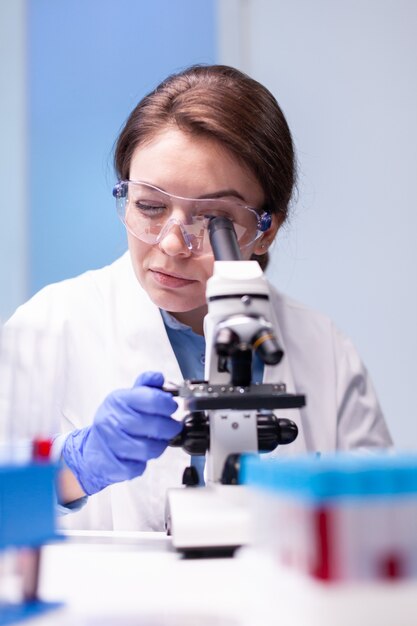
left=22, top=530, right=417, bottom=625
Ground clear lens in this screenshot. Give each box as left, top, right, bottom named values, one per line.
left=115, top=181, right=267, bottom=254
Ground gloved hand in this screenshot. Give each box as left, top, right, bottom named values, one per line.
left=62, top=371, right=181, bottom=495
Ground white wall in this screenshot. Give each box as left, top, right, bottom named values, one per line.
left=0, top=0, right=27, bottom=322
left=218, top=0, right=417, bottom=449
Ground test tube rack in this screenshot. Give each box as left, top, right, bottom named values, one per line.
left=0, top=445, right=61, bottom=624
left=241, top=453, right=417, bottom=583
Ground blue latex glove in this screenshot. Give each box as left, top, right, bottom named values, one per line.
left=62, top=371, right=181, bottom=495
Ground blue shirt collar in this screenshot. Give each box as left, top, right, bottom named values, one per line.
left=160, top=308, right=195, bottom=332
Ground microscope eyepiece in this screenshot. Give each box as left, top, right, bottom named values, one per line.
left=208, top=216, right=242, bottom=261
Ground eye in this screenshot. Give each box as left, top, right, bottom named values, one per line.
left=133, top=200, right=168, bottom=217
left=193, top=198, right=245, bottom=224
left=194, top=207, right=236, bottom=222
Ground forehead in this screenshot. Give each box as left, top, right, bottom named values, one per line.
left=129, top=127, right=265, bottom=207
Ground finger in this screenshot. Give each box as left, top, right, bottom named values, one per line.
left=97, top=409, right=182, bottom=440
left=134, top=371, right=164, bottom=388
left=113, top=386, right=178, bottom=416
left=122, top=414, right=183, bottom=440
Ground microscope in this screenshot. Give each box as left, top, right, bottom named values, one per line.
left=165, top=217, right=305, bottom=556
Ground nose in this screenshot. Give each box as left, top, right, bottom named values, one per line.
left=157, top=220, right=193, bottom=257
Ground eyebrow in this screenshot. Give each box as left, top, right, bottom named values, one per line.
left=197, top=189, right=246, bottom=202
left=131, top=179, right=248, bottom=203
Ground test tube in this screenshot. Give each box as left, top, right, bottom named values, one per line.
left=0, top=325, right=62, bottom=463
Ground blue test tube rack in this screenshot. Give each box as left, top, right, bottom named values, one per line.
left=240, top=452, right=417, bottom=583
left=0, top=457, right=62, bottom=624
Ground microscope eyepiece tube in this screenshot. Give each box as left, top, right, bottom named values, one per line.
left=208, top=216, right=242, bottom=261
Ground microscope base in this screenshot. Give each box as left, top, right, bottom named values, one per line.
left=165, top=485, right=251, bottom=556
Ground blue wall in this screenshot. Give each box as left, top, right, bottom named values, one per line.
left=0, top=0, right=27, bottom=322
left=27, top=0, right=217, bottom=294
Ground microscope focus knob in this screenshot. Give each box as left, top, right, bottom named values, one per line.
left=221, top=453, right=241, bottom=485
left=276, top=418, right=299, bottom=445
left=182, top=466, right=200, bottom=487
left=257, top=414, right=298, bottom=451
left=168, top=411, right=209, bottom=455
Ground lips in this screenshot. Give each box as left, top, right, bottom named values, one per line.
left=149, top=268, right=196, bottom=288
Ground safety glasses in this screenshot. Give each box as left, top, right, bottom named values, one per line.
left=113, top=180, right=272, bottom=256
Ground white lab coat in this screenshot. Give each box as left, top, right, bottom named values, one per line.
left=6, top=252, right=392, bottom=531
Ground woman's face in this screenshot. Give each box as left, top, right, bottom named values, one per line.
left=127, top=126, right=277, bottom=332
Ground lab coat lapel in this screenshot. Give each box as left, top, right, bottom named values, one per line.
left=109, top=254, right=189, bottom=530
left=262, top=288, right=307, bottom=455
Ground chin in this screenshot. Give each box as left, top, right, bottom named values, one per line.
left=167, top=300, right=206, bottom=314
left=149, top=290, right=204, bottom=314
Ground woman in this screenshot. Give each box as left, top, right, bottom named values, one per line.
left=6, top=65, right=392, bottom=530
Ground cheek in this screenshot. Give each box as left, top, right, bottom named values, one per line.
left=127, top=236, right=150, bottom=283
left=197, top=253, right=215, bottom=280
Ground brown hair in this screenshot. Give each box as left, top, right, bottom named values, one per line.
left=114, top=64, right=296, bottom=269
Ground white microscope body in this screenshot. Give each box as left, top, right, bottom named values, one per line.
left=165, top=218, right=303, bottom=555
left=204, top=260, right=281, bottom=484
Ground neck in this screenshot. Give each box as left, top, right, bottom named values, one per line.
left=168, top=305, right=207, bottom=335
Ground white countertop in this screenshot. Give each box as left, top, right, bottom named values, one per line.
left=35, top=531, right=247, bottom=625
left=26, top=531, right=417, bottom=626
